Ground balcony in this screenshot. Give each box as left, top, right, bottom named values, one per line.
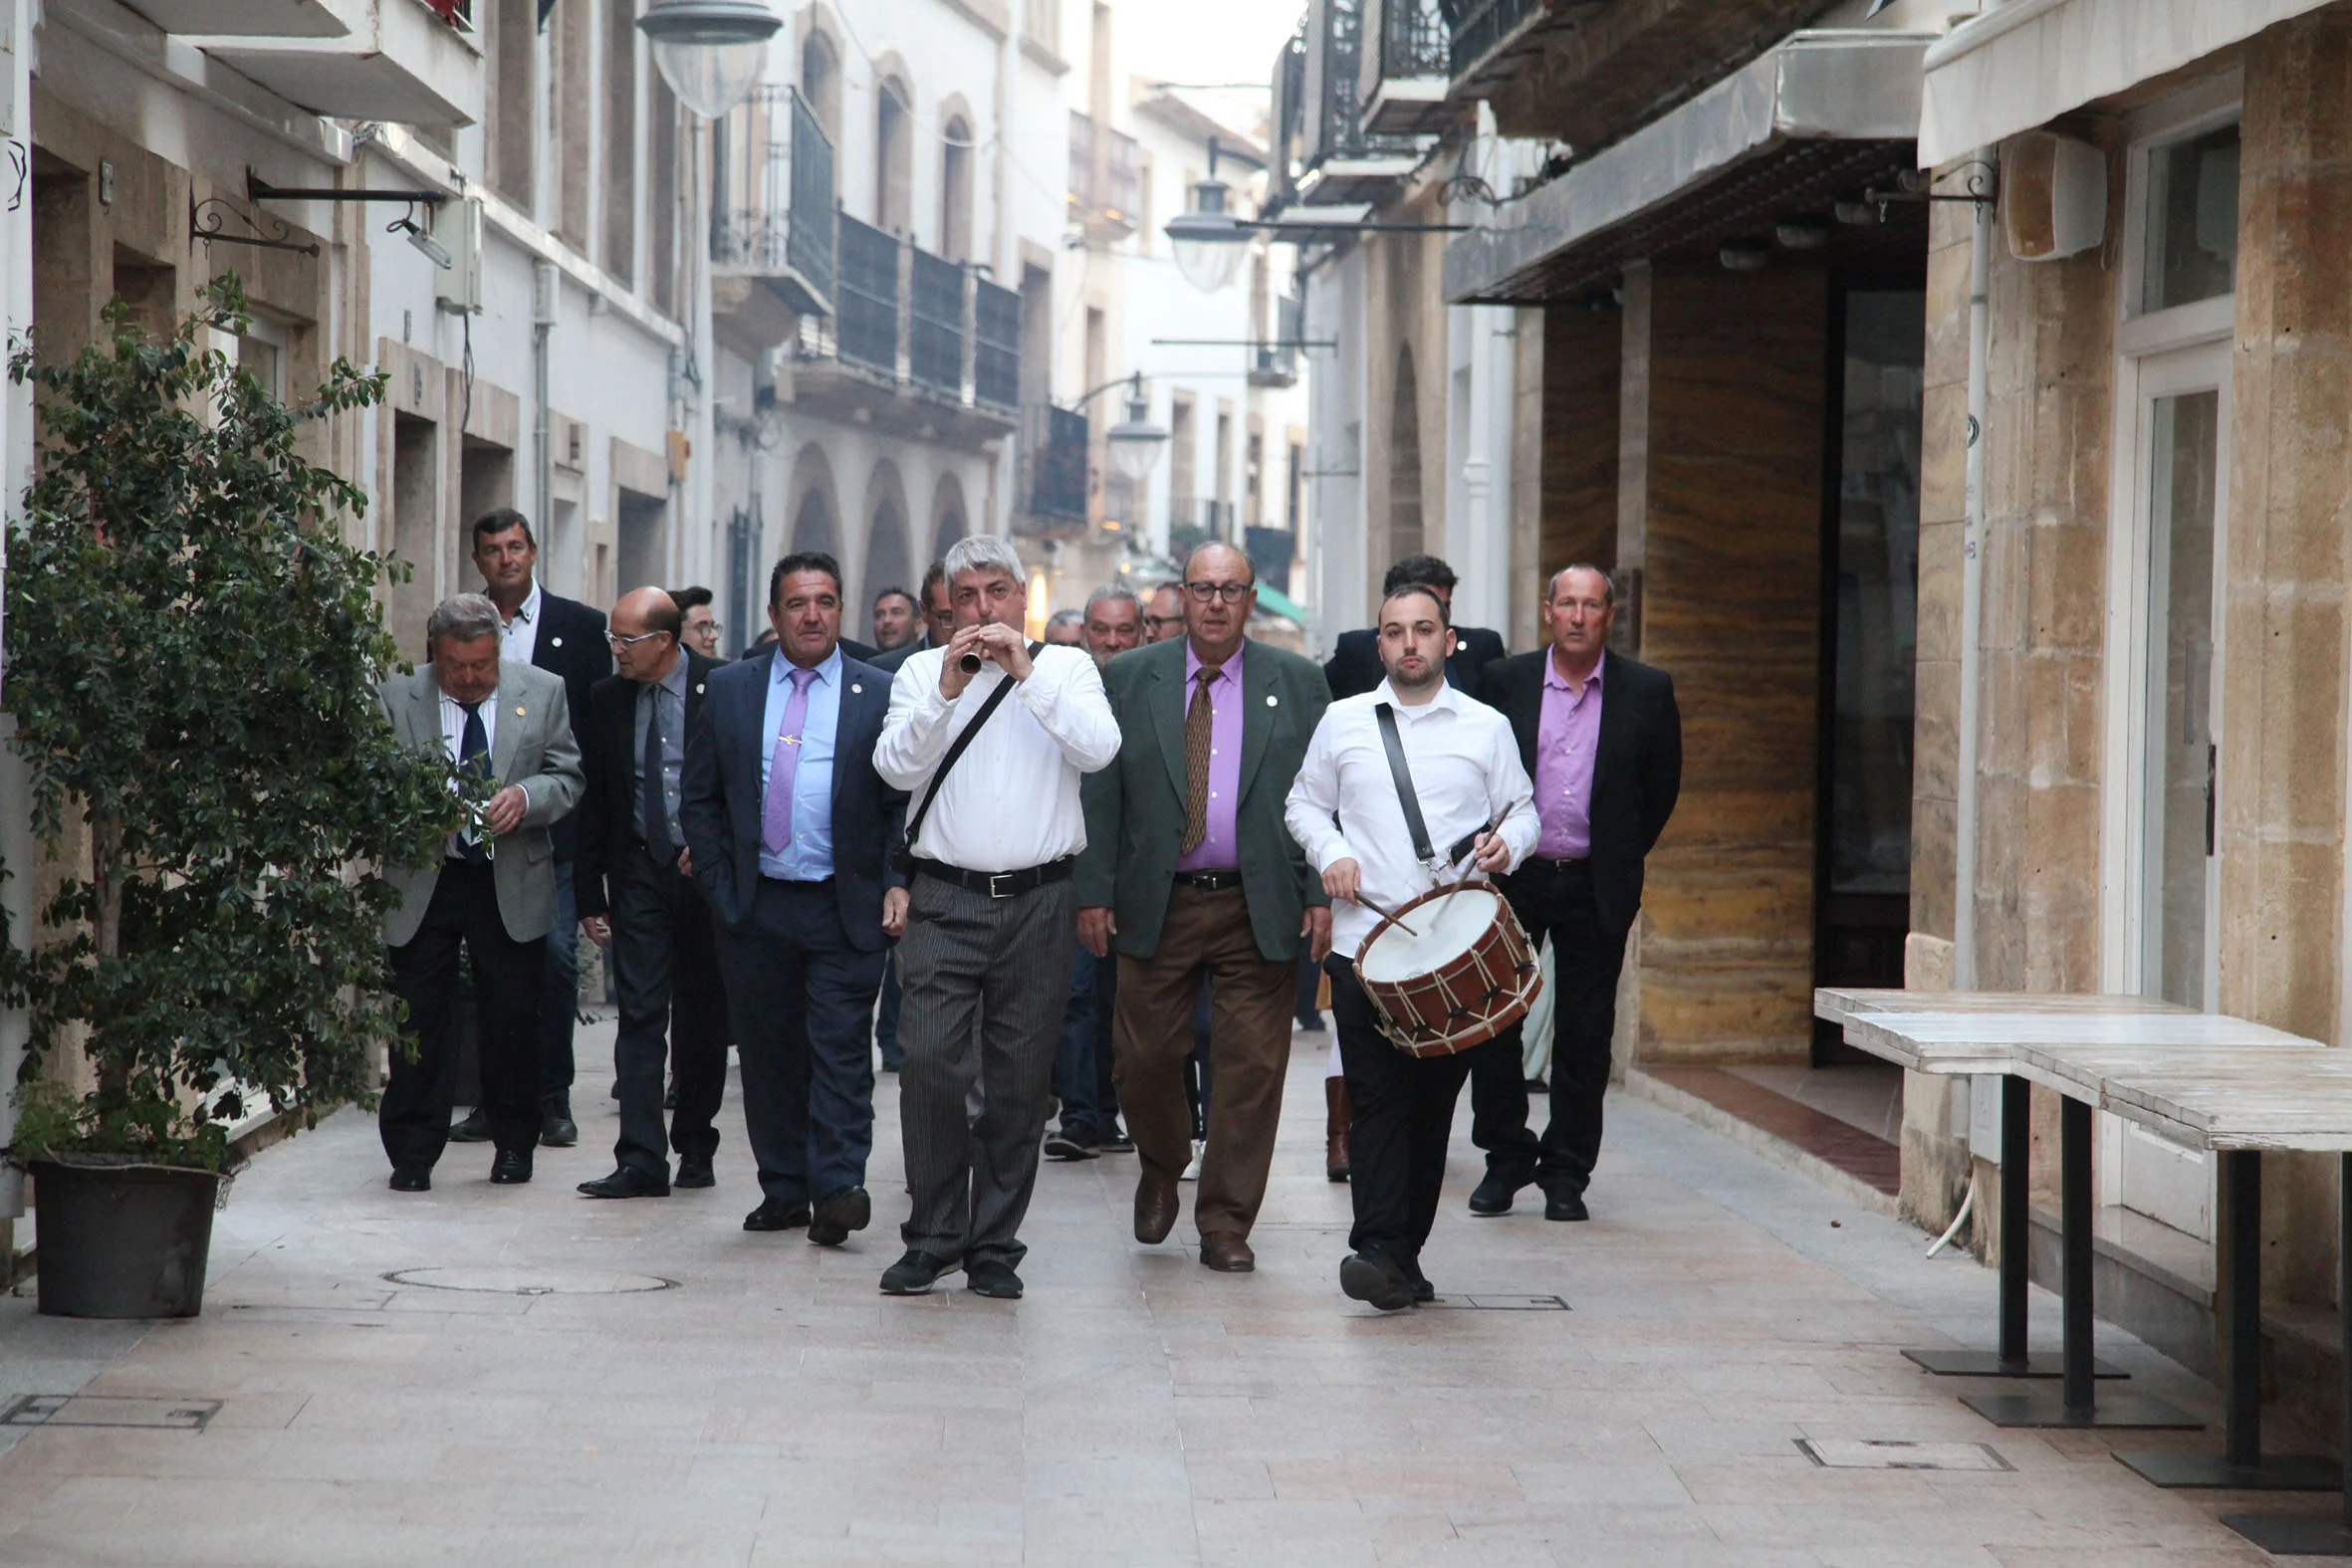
left=1295, top=0, right=1426, bottom=207
left=784, top=214, right=1020, bottom=453
left=1359, top=0, right=1452, bottom=136
left=1249, top=296, right=1304, bottom=388
left=119, top=0, right=350, bottom=35
left=710, top=85, right=834, bottom=353
left=186, top=0, right=483, bottom=127
left=1019, top=405, right=1090, bottom=535
left=1068, top=112, right=1142, bottom=241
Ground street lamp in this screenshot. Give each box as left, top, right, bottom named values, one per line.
left=638, top=0, right=782, bottom=119
left=1104, top=382, right=1169, bottom=481
left=1167, top=176, right=1250, bottom=294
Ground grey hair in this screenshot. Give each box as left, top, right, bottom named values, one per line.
left=1083, top=584, right=1140, bottom=617
left=1047, top=608, right=1085, bottom=630
left=1547, top=562, right=1617, bottom=608
left=943, top=534, right=1026, bottom=587
left=427, top=592, right=504, bottom=648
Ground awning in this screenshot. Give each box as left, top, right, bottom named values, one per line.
left=1444, top=29, right=1933, bottom=306
left=1918, top=0, right=2327, bottom=166
left=1253, top=585, right=1307, bottom=625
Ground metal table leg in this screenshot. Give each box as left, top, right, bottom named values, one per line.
left=2225, top=1153, right=2352, bottom=1549
left=1963, top=1098, right=2199, bottom=1429
left=2120, top=1151, right=2336, bottom=1489
left=1906, top=1075, right=2124, bottom=1380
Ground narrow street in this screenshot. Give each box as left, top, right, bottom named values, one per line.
left=0, top=1022, right=2307, bottom=1566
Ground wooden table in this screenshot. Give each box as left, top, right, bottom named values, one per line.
left=1813, top=992, right=2189, bottom=1384
left=2029, top=1047, right=2352, bottom=1547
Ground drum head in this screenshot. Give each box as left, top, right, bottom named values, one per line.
left=1358, top=885, right=1503, bottom=983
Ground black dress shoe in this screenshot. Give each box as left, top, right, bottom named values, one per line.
left=966, top=1258, right=1024, bottom=1299
left=1043, top=1129, right=1097, bottom=1161
left=578, top=1166, right=669, bottom=1199
left=1095, top=1128, right=1135, bottom=1154
left=447, top=1107, right=491, bottom=1143
left=541, top=1108, right=579, bottom=1148
left=388, top=1168, right=431, bottom=1193
left=1338, top=1250, right=1414, bottom=1312
left=1134, top=1168, right=1179, bottom=1244
left=1545, top=1191, right=1590, bottom=1222
left=674, top=1158, right=715, bottom=1189
left=879, top=1249, right=957, bottom=1295
left=489, top=1150, right=533, bottom=1185
left=1468, top=1174, right=1524, bottom=1217
left=743, top=1197, right=813, bottom=1232
left=808, top=1186, right=872, bottom=1246
left=1400, top=1257, right=1436, bottom=1304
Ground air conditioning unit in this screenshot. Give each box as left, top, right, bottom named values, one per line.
left=2002, top=132, right=2106, bottom=263
left=532, top=259, right=561, bottom=327
left=434, top=196, right=484, bottom=314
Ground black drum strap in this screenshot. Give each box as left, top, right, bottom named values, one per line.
left=1373, top=702, right=1437, bottom=867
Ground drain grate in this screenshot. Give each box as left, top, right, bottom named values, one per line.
left=3, top=1396, right=220, bottom=1431
left=1419, top=1294, right=1571, bottom=1310
left=381, top=1267, right=677, bottom=1296
left=1798, top=1438, right=2011, bottom=1471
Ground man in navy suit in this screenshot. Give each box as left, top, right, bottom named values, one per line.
left=464, top=509, right=611, bottom=1148
left=682, top=552, right=905, bottom=1245
left=1321, top=555, right=1507, bottom=702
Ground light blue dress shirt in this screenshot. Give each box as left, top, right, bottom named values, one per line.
left=758, top=645, right=842, bottom=880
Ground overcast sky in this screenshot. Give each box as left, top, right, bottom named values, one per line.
left=1119, top=0, right=1297, bottom=118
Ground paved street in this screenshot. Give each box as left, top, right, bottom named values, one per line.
left=0, top=1020, right=2324, bottom=1566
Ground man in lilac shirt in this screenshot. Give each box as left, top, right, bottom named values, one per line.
left=1078, top=544, right=1333, bottom=1273
left=1469, top=565, right=1682, bottom=1222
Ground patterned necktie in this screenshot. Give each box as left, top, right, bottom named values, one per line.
left=1181, top=664, right=1219, bottom=855
left=639, top=681, right=671, bottom=851
left=456, top=700, right=491, bottom=862
left=761, top=666, right=820, bottom=857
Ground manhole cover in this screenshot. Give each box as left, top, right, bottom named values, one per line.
left=3, top=1396, right=220, bottom=1431
left=1799, top=1439, right=2011, bottom=1471
left=382, top=1267, right=676, bottom=1296
left=1419, top=1294, right=1571, bottom=1310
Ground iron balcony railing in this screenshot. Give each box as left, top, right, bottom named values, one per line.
left=1026, top=404, right=1089, bottom=523
left=835, top=213, right=901, bottom=376
left=799, top=215, right=1022, bottom=417
left=908, top=248, right=965, bottom=396
left=974, top=280, right=1020, bottom=412
left=1311, top=0, right=1422, bottom=166
left=710, top=85, right=836, bottom=314
left=1068, top=111, right=1142, bottom=233
left=1378, top=0, right=1449, bottom=79
left=1446, top=0, right=1543, bottom=81
left=1251, top=295, right=1304, bottom=385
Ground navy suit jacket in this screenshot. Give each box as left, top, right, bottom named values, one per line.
left=1322, top=623, right=1506, bottom=702
left=529, top=590, right=611, bottom=858
left=679, top=645, right=905, bottom=951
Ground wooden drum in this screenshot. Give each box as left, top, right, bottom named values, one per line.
left=1355, top=883, right=1543, bottom=1058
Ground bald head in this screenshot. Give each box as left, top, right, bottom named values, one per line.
left=1184, top=542, right=1254, bottom=584
left=610, top=586, right=685, bottom=682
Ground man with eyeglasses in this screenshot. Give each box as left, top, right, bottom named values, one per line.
left=573, top=588, right=728, bottom=1198
left=1080, top=545, right=1332, bottom=1274
left=1143, top=581, right=1188, bottom=645
left=669, top=585, right=723, bottom=660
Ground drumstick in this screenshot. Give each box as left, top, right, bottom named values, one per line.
left=1355, top=892, right=1420, bottom=938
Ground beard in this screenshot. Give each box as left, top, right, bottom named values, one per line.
left=1385, top=659, right=1445, bottom=697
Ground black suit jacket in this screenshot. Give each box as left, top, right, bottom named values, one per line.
left=1483, top=647, right=1682, bottom=936
left=679, top=646, right=905, bottom=950
left=865, top=632, right=929, bottom=675
left=1323, top=624, right=1506, bottom=702
left=526, top=589, right=612, bottom=858
left=573, top=651, right=721, bottom=918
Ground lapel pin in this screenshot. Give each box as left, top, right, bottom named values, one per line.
left=552, top=636, right=564, bottom=648
left=851, top=683, right=863, bottom=694
left=1267, top=694, right=1279, bottom=707
left=515, top=706, right=527, bottom=717
left=696, top=683, right=706, bottom=695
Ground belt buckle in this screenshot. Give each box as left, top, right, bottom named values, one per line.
left=986, top=871, right=1016, bottom=899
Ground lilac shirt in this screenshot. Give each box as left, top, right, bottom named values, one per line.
left=1175, top=642, right=1245, bottom=872
left=1533, top=652, right=1603, bottom=860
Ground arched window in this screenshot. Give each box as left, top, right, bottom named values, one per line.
left=800, top=31, right=840, bottom=142
left=1388, top=345, right=1424, bottom=563
left=940, top=114, right=974, bottom=262
left=876, top=77, right=914, bottom=233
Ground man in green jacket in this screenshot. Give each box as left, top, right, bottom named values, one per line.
left=1079, top=544, right=1332, bottom=1273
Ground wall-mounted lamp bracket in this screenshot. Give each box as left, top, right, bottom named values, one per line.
left=191, top=196, right=322, bottom=258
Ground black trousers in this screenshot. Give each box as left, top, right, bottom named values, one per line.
left=1470, top=859, right=1630, bottom=1199
left=1328, top=956, right=1474, bottom=1264
left=382, top=862, right=547, bottom=1170
left=609, top=842, right=728, bottom=1177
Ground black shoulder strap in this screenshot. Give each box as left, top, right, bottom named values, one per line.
left=903, top=642, right=1046, bottom=853
left=1373, top=702, right=1436, bottom=865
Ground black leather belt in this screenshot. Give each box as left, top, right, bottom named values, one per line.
left=911, top=856, right=1074, bottom=899
left=1174, top=868, right=1244, bottom=891
left=760, top=873, right=834, bottom=886
left=1525, top=854, right=1590, bottom=872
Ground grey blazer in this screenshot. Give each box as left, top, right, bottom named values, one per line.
left=379, top=659, right=587, bottom=948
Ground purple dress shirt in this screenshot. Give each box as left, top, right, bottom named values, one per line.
left=1533, top=652, right=1603, bottom=860
left=1175, top=643, right=1245, bottom=872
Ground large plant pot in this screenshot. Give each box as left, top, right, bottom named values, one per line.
left=28, top=1160, right=220, bottom=1319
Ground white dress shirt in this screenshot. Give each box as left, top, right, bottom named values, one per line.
left=875, top=643, right=1120, bottom=872
left=1285, top=678, right=1538, bottom=958
left=498, top=579, right=543, bottom=666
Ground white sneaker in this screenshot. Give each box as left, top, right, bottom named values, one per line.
left=1180, top=1139, right=1204, bottom=1182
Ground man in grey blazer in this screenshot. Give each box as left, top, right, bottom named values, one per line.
left=378, top=594, right=586, bottom=1191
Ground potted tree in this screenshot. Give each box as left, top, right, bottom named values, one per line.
left=0, top=279, right=455, bottom=1318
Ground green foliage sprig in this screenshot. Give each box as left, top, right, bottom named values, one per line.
left=0, top=277, right=460, bottom=1169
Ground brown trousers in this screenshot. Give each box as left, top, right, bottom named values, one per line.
left=1113, top=883, right=1298, bottom=1238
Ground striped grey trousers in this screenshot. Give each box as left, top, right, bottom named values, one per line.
left=894, top=872, right=1076, bottom=1270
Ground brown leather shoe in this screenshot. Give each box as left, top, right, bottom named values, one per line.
left=1134, top=1167, right=1179, bottom=1243
left=1325, top=1076, right=1351, bottom=1183
left=1199, top=1232, right=1255, bottom=1272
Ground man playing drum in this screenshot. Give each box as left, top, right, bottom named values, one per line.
left=1285, top=584, right=1538, bottom=1311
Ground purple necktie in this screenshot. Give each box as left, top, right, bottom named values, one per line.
left=761, top=666, right=820, bottom=857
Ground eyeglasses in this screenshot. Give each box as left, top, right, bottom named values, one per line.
left=1184, top=581, right=1252, bottom=603
left=605, top=629, right=671, bottom=649
left=1147, top=615, right=1187, bottom=632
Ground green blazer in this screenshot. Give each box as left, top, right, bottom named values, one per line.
left=1079, top=635, right=1330, bottom=963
